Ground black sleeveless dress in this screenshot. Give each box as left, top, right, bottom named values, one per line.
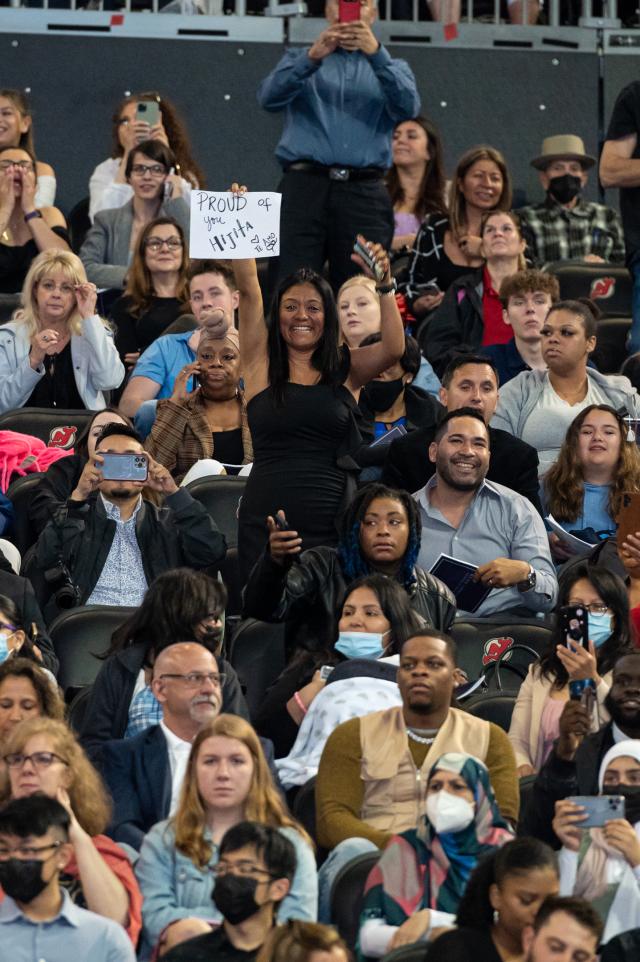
left=238, top=374, right=362, bottom=583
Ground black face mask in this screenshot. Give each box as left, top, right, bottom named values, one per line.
left=0, top=857, right=49, bottom=903
left=603, top=785, right=640, bottom=825
left=361, top=377, right=405, bottom=413
left=213, top=873, right=262, bottom=925
left=547, top=173, right=582, bottom=205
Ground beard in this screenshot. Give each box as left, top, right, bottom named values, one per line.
left=437, top=457, right=484, bottom=492
left=604, top=691, right=640, bottom=732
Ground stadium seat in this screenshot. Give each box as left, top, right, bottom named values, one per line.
left=382, top=945, right=430, bottom=962
left=184, top=475, right=247, bottom=549
left=451, top=619, right=550, bottom=685
left=227, top=618, right=286, bottom=720
left=544, top=260, right=632, bottom=317
left=330, top=851, right=380, bottom=950
left=463, top=690, right=518, bottom=731
left=67, top=686, right=93, bottom=735
left=292, top=776, right=319, bottom=846
left=0, top=294, right=20, bottom=325
left=67, top=196, right=91, bottom=254
left=6, top=474, right=43, bottom=556
left=0, top=407, right=94, bottom=448
left=48, top=605, right=135, bottom=699
left=591, top=316, right=631, bottom=374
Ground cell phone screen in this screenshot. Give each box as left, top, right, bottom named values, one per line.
left=100, top=453, right=148, bottom=482
left=559, top=604, right=589, bottom=649
left=339, top=0, right=361, bottom=20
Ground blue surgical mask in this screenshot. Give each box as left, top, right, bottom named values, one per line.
left=335, top=631, right=390, bottom=660
left=588, top=612, right=613, bottom=648
left=0, top=632, right=10, bottom=665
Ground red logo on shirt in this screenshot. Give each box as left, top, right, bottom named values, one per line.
left=590, top=277, right=615, bottom=300
left=49, top=425, right=77, bottom=449
left=482, top=636, right=514, bottom=666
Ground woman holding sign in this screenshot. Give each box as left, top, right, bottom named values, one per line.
left=228, top=186, right=405, bottom=582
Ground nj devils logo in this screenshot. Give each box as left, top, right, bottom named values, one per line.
left=482, top=636, right=514, bottom=666
left=49, top=425, right=77, bottom=449
left=590, top=277, right=615, bottom=300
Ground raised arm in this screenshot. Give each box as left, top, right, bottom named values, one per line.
left=600, top=134, right=640, bottom=189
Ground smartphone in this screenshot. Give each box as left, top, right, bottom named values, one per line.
left=616, top=492, right=640, bottom=550
left=339, top=0, right=361, bottom=20
left=559, top=604, right=589, bottom=649
left=164, top=168, right=175, bottom=200
left=567, top=795, right=625, bottom=828
left=353, top=239, right=385, bottom=283
left=135, top=100, right=160, bottom=128
left=319, top=665, right=334, bottom=681
left=569, top=678, right=595, bottom=715
left=274, top=513, right=290, bottom=532
left=100, top=453, right=148, bottom=482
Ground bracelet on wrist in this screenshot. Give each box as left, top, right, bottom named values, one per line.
left=24, top=210, right=42, bottom=223
left=293, top=691, right=308, bottom=716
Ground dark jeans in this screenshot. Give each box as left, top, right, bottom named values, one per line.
left=270, top=169, right=395, bottom=294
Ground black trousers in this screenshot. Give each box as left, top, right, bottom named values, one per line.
left=270, top=168, right=395, bottom=295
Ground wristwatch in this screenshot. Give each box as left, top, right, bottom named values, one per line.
left=517, top=565, right=537, bottom=593
left=376, top=278, right=397, bottom=296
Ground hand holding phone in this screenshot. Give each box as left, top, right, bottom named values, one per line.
left=352, top=236, right=387, bottom=283
left=567, top=795, right=625, bottom=828
left=100, top=452, right=148, bottom=482
left=135, top=100, right=160, bottom=129
left=267, top=511, right=302, bottom=566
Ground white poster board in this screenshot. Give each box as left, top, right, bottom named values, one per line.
left=189, top=190, right=281, bottom=258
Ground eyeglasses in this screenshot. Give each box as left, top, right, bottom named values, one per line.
left=130, top=163, right=166, bottom=178
left=4, top=751, right=69, bottom=771
left=0, top=160, right=34, bottom=172
left=159, top=672, right=225, bottom=688
left=211, top=861, right=274, bottom=878
left=145, top=237, right=183, bottom=252
left=567, top=602, right=610, bottom=615
left=0, top=841, right=62, bottom=862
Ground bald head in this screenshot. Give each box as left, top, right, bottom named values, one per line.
left=152, top=643, right=223, bottom=739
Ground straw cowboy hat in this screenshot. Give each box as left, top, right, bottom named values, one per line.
left=530, top=135, right=596, bottom=171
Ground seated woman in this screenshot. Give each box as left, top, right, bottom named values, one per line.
left=243, top=482, right=456, bottom=661
left=542, top=404, right=640, bottom=563
left=80, top=139, right=190, bottom=291
left=387, top=116, right=446, bottom=253
left=508, top=560, right=634, bottom=777
left=257, top=920, right=349, bottom=962
left=89, top=92, right=204, bottom=223
left=553, top=740, right=640, bottom=945
left=0, top=145, right=68, bottom=294
left=0, top=89, right=56, bottom=207
left=135, top=713, right=318, bottom=958
left=404, top=146, right=512, bottom=324
left=423, top=837, right=559, bottom=962
left=0, top=717, right=143, bottom=945
left=0, top=594, right=58, bottom=676
left=260, top=572, right=424, bottom=761
left=145, top=327, right=253, bottom=483
left=80, top=568, right=247, bottom=759
left=0, top=249, right=124, bottom=413
left=0, top=657, right=65, bottom=749
left=425, top=210, right=527, bottom=377
left=28, top=407, right=132, bottom=531
left=110, top=216, right=190, bottom=369
left=493, top=300, right=640, bottom=477
left=358, top=753, right=514, bottom=959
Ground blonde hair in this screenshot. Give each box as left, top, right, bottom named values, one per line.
left=174, top=714, right=311, bottom=869
left=0, top=717, right=112, bottom=836
left=12, top=250, right=106, bottom=338
left=337, top=274, right=378, bottom=301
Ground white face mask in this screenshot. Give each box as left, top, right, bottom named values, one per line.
left=425, top=789, right=475, bottom=834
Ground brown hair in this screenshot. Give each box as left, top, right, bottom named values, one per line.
left=187, top=259, right=237, bottom=292
left=544, top=404, right=640, bottom=522
left=0, top=659, right=65, bottom=731
left=449, top=146, right=512, bottom=239
left=480, top=210, right=527, bottom=272
left=0, top=718, right=112, bottom=836
left=124, top=216, right=189, bottom=318
left=111, top=91, right=205, bottom=188
left=0, top=90, right=35, bottom=155
left=256, top=921, right=350, bottom=962
left=500, top=269, right=560, bottom=308
left=386, top=116, right=447, bottom=220
left=173, top=714, right=311, bottom=869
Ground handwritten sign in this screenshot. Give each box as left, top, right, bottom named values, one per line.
left=189, top=190, right=281, bottom=259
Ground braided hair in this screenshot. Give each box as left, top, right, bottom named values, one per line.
left=337, top=483, right=421, bottom=589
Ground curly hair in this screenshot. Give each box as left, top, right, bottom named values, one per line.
left=123, top=216, right=190, bottom=319
left=173, top=714, right=310, bottom=869
left=0, top=90, right=36, bottom=155
left=448, top=146, right=512, bottom=240
left=544, top=405, right=640, bottom=523
left=337, top=483, right=421, bottom=588
left=256, top=921, right=349, bottom=962
left=386, top=115, right=447, bottom=220
left=499, top=269, right=560, bottom=308
left=0, top=718, right=112, bottom=836
left=0, top=657, right=65, bottom=727
left=110, top=91, right=205, bottom=188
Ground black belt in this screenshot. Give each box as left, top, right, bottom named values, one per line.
left=285, top=161, right=385, bottom=182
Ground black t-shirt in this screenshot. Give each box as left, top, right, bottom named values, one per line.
left=606, top=80, right=640, bottom=264
left=212, top=427, right=244, bottom=473
left=162, top=925, right=259, bottom=962
left=111, top=294, right=185, bottom=359
left=24, top=341, right=85, bottom=409
left=425, top=927, right=502, bottom=962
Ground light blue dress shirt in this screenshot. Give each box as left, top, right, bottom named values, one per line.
left=86, top=494, right=147, bottom=607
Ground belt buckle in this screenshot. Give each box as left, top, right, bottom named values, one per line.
left=329, top=167, right=349, bottom=182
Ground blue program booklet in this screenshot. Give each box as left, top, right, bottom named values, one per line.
left=429, top=553, right=493, bottom=613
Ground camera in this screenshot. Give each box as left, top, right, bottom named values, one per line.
left=44, top=563, right=81, bottom=609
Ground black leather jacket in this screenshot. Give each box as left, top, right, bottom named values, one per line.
left=242, top=545, right=457, bottom=656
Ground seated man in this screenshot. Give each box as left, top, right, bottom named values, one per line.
left=162, top=821, right=296, bottom=962
left=414, top=408, right=557, bottom=618
left=0, top=794, right=135, bottom=962
left=382, top=354, right=541, bottom=513
left=483, top=270, right=559, bottom=386
left=33, top=423, right=226, bottom=621
left=525, top=650, right=640, bottom=847
left=522, top=897, right=602, bottom=962
left=518, top=135, right=625, bottom=264
left=119, top=259, right=239, bottom=435
left=315, top=629, right=518, bottom=921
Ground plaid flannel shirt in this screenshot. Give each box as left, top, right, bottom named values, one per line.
left=517, top=197, right=625, bottom=264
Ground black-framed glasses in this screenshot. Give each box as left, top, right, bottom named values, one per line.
left=130, top=163, right=166, bottom=177
left=0, top=841, right=62, bottom=862
left=210, top=860, right=275, bottom=879
left=0, top=160, right=34, bottom=172
left=4, top=751, right=69, bottom=771
left=159, top=672, right=225, bottom=688
left=145, top=237, right=183, bottom=252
